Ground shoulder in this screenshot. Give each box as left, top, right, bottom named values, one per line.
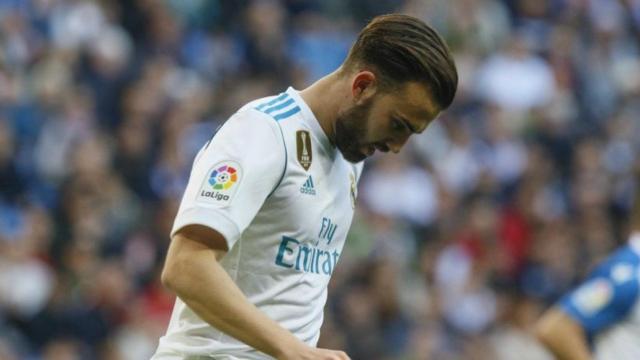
left=212, top=101, right=289, bottom=150
left=220, top=91, right=303, bottom=139
left=558, top=245, right=640, bottom=331
left=580, top=245, right=640, bottom=305
left=592, top=246, right=640, bottom=283
left=240, top=91, right=302, bottom=123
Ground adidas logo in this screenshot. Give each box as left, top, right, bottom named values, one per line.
left=300, top=175, right=316, bottom=195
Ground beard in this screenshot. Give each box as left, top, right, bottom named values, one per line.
left=333, top=99, right=373, bottom=163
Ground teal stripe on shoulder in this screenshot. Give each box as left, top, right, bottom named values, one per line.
left=256, top=93, right=288, bottom=111
left=264, top=98, right=295, bottom=114
left=273, top=106, right=301, bottom=121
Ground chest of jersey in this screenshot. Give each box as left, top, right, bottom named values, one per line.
left=236, top=124, right=358, bottom=279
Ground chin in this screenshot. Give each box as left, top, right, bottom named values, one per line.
left=341, top=150, right=367, bottom=163
left=336, top=140, right=367, bottom=163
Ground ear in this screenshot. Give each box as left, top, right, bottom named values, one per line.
left=351, top=71, right=377, bottom=104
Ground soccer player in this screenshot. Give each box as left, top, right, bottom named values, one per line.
left=152, top=14, right=458, bottom=360
left=535, top=186, right=640, bottom=359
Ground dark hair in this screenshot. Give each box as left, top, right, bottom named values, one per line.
left=343, top=14, right=458, bottom=109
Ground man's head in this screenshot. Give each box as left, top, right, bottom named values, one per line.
left=334, top=14, right=458, bottom=163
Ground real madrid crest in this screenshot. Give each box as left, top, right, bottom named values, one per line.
left=296, top=130, right=312, bottom=171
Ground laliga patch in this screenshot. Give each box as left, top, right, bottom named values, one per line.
left=197, top=161, right=241, bottom=207
left=571, top=278, right=613, bottom=316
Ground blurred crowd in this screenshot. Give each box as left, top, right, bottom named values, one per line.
left=2, top=0, right=640, bottom=359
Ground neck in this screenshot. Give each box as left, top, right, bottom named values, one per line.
left=299, top=70, right=347, bottom=145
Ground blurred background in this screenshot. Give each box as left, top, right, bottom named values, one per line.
left=1, top=0, right=640, bottom=359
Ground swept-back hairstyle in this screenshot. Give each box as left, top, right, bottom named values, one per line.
left=343, top=14, right=458, bottom=109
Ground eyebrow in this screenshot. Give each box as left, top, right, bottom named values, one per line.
left=399, top=116, right=422, bottom=134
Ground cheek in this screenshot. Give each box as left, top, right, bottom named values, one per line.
left=362, top=115, right=387, bottom=142
left=352, top=117, right=373, bottom=144
left=364, top=123, right=378, bottom=142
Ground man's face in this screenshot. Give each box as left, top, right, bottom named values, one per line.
left=334, top=82, right=440, bottom=163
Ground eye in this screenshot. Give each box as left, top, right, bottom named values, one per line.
left=391, top=118, right=404, bottom=131
left=391, top=118, right=412, bottom=134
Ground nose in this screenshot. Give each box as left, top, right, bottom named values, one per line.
left=387, top=135, right=410, bottom=154
left=387, top=143, right=401, bottom=154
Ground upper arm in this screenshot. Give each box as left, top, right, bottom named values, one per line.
left=170, top=109, right=286, bottom=251
left=535, top=307, right=592, bottom=360
left=559, top=248, right=640, bottom=335
left=162, top=224, right=229, bottom=291
left=536, top=307, right=586, bottom=343
left=170, top=224, right=229, bottom=260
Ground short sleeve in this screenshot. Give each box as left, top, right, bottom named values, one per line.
left=171, top=109, right=286, bottom=250
left=559, top=247, right=640, bottom=335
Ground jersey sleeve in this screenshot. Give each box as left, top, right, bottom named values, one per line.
left=170, top=108, right=286, bottom=250
left=559, top=247, right=640, bottom=335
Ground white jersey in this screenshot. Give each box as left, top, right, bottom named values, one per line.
left=153, top=87, right=363, bottom=359
left=560, top=234, right=640, bottom=360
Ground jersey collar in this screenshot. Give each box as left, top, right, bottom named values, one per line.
left=285, top=87, right=336, bottom=159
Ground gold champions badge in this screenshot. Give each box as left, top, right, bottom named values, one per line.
left=296, top=130, right=312, bottom=171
